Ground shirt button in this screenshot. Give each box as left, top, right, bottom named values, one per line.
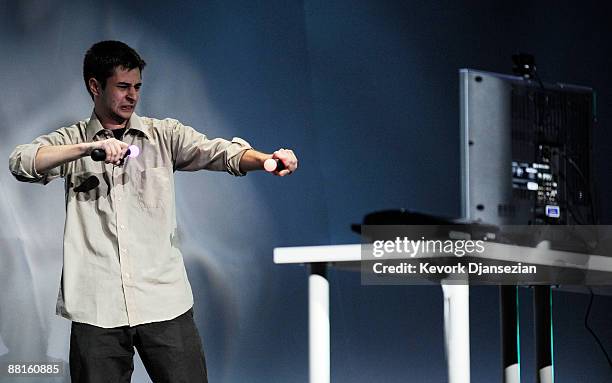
left=117, top=197, right=122, bottom=202
left=125, top=273, right=131, bottom=279
left=122, top=248, right=127, bottom=253
left=120, top=225, right=125, bottom=230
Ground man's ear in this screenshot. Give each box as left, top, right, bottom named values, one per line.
left=88, top=78, right=101, bottom=97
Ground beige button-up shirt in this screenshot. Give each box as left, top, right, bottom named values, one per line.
left=9, top=112, right=251, bottom=328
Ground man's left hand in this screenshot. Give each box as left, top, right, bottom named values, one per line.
left=271, top=148, right=298, bottom=176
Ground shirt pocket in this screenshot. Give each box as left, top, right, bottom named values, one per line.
left=136, top=167, right=171, bottom=209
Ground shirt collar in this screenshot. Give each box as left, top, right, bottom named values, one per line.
left=85, top=110, right=150, bottom=141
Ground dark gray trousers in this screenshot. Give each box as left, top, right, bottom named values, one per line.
left=69, top=308, right=207, bottom=383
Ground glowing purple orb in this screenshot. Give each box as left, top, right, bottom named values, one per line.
left=128, top=145, right=140, bottom=158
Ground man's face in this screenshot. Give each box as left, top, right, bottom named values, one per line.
left=93, top=66, right=142, bottom=123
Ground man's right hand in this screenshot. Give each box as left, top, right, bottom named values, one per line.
left=87, top=139, right=130, bottom=165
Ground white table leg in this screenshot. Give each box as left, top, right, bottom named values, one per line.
left=309, top=271, right=330, bottom=383
left=442, top=284, right=471, bottom=383
left=538, top=366, right=553, bottom=383
left=504, top=364, right=520, bottom=383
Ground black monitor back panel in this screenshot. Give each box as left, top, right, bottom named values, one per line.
left=459, top=69, right=594, bottom=225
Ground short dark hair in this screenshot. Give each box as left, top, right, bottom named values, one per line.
left=83, top=40, right=146, bottom=99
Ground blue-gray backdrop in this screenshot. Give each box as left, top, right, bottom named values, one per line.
left=1, top=1, right=611, bottom=382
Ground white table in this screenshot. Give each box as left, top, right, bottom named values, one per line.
left=274, top=242, right=612, bottom=383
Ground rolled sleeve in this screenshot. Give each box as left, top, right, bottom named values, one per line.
left=9, top=128, right=70, bottom=184
left=225, top=137, right=252, bottom=176
left=9, top=142, right=45, bottom=183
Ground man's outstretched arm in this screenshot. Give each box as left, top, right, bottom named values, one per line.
left=170, top=120, right=298, bottom=177
left=10, top=135, right=129, bottom=184
left=35, top=138, right=129, bottom=173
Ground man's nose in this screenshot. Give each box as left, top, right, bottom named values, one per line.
left=127, top=87, right=138, bottom=100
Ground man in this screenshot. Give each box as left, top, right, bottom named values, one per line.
left=8, top=40, right=297, bottom=383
